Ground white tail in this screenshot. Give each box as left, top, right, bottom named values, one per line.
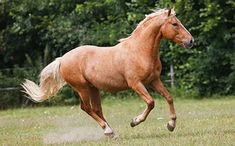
left=21, top=57, right=66, bottom=102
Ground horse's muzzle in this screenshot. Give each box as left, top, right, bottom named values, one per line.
left=183, top=38, right=194, bottom=48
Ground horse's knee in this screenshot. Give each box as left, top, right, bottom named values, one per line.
left=147, top=100, right=155, bottom=110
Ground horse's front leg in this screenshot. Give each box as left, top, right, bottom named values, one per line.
left=128, top=81, right=155, bottom=127
left=151, top=79, right=177, bottom=132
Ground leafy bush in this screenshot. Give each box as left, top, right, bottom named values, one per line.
left=0, top=0, right=235, bottom=109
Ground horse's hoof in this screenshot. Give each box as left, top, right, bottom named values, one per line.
left=130, top=122, right=135, bottom=127
left=167, top=122, right=175, bottom=132
left=130, top=119, right=137, bottom=127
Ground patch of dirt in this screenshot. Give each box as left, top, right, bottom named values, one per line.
left=43, top=127, right=103, bottom=144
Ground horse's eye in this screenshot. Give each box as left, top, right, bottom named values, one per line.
left=172, top=23, right=178, bottom=27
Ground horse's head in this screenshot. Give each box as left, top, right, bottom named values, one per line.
left=160, top=8, right=194, bottom=48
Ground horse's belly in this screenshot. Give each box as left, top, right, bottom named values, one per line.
left=86, top=71, right=129, bottom=92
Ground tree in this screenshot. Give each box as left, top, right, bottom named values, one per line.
left=0, top=0, right=234, bottom=108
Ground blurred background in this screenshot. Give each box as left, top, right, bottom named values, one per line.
left=0, top=0, right=234, bottom=109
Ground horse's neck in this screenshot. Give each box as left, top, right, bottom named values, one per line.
left=129, top=22, right=162, bottom=58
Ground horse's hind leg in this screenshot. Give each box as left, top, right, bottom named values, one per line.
left=90, top=87, right=105, bottom=121
left=76, top=86, right=115, bottom=137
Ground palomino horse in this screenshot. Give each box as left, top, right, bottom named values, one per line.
left=22, top=8, right=193, bottom=138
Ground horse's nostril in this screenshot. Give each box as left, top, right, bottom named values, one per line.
left=190, top=39, right=193, bottom=44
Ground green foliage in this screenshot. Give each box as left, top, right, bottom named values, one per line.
left=0, top=67, right=37, bottom=109
left=190, top=1, right=235, bottom=95
left=159, top=0, right=235, bottom=96
left=0, top=0, right=235, bottom=108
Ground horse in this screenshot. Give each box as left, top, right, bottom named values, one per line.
left=21, top=8, right=193, bottom=138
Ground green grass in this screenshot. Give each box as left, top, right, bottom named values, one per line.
left=0, top=97, right=235, bottom=146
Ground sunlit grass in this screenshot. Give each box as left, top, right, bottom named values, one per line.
left=0, top=97, right=234, bottom=146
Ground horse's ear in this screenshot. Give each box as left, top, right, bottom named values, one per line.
left=167, top=8, right=171, bottom=17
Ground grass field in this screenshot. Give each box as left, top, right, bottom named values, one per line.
left=0, top=97, right=235, bottom=146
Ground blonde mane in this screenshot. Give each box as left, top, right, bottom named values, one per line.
left=119, top=8, right=176, bottom=42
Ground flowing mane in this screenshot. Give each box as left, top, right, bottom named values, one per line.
left=119, top=8, right=176, bottom=42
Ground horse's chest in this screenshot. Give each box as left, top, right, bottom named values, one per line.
left=141, top=61, right=161, bottom=84
left=141, top=68, right=157, bottom=84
